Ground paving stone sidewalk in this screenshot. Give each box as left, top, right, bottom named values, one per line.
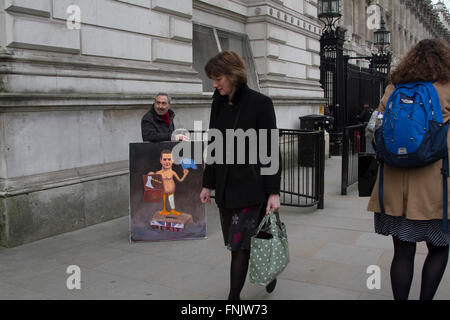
left=1, top=156, right=449, bottom=300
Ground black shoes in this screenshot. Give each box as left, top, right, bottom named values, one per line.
left=265, top=278, right=277, bottom=293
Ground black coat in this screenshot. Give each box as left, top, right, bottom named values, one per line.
left=202, top=84, right=281, bottom=209
left=357, top=108, right=372, bottom=123
left=141, top=105, right=175, bottom=142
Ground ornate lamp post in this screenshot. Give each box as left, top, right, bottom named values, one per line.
left=318, top=0, right=342, bottom=30
left=318, top=0, right=346, bottom=155
left=374, top=16, right=390, bottom=54
left=370, top=15, right=392, bottom=78
left=318, top=1, right=392, bottom=155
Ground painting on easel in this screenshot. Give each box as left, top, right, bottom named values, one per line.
left=129, top=141, right=206, bottom=241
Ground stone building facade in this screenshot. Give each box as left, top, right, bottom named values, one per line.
left=0, top=0, right=325, bottom=246
left=0, top=0, right=448, bottom=246
left=339, top=0, right=450, bottom=68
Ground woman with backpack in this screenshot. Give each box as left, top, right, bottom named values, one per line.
left=367, top=39, right=450, bottom=300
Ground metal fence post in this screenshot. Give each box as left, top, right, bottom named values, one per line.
left=341, top=127, right=349, bottom=195
left=317, top=130, right=325, bottom=209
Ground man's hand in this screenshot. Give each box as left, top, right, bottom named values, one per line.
left=200, top=188, right=211, bottom=204
left=266, top=194, right=280, bottom=215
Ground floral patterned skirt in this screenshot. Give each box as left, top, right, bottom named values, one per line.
left=219, top=203, right=266, bottom=251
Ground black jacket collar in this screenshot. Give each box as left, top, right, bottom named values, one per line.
left=213, top=84, right=248, bottom=105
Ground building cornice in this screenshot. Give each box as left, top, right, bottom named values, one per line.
left=0, top=91, right=325, bottom=112
left=0, top=161, right=129, bottom=198
left=400, top=0, right=450, bottom=44
left=0, top=93, right=213, bottom=112
left=193, top=0, right=247, bottom=24
left=246, top=2, right=321, bottom=37
left=0, top=50, right=199, bottom=78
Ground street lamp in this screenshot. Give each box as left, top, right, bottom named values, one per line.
left=371, top=15, right=392, bottom=78
left=373, top=16, right=391, bottom=54
left=343, top=12, right=392, bottom=112
left=318, top=0, right=342, bottom=18
left=318, top=0, right=342, bottom=32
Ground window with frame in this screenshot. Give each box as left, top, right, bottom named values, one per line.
left=192, top=23, right=259, bottom=93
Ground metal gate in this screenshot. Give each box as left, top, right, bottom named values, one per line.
left=341, top=124, right=366, bottom=195
left=279, top=129, right=325, bottom=209
left=196, top=129, right=326, bottom=209
left=345, top=63, right=388, bottom=126
left=319, top=28, right=346, bottom=155
left=340, top=60, right=388, bottom=195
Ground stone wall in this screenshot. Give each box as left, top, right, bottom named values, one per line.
left=0, top=0, right=326, bottom=247
left=0, top=0, right=206, bottom=247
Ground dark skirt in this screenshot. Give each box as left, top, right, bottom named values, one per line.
left=374, top=212, right=450, bottom=247
left=219, top=203, right=266, bottom=251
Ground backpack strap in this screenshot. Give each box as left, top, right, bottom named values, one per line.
left=378, top=161, right=386, bottom=215
left=423, top=82, right=443, bottom=122
left=442, top=156, right=449, bottom=232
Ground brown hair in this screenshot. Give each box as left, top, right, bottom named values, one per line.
left=389, top=39, right=450, bottom=84
left=204, top=51, right=247, bottom=87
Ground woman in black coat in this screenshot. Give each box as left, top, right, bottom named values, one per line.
left=199, top=51, right=281, bottom=300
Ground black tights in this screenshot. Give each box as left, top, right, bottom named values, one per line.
left=228, top=250, right=250, bottom=300
left=391, top=236, right=449, bottom=300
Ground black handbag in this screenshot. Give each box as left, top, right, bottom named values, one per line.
left=358, top=152, right=378, bottom=197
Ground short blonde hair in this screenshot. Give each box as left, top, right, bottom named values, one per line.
left=204, top=51, right=247, bottom=87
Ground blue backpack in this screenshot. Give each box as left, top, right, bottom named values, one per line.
left=375, top=81, right=449, bottom=231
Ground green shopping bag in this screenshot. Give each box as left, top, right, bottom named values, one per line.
left=249, top=210, right=289, bottom=286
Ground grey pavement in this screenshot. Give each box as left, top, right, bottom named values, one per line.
left=1, top=156, right=450, bottom=300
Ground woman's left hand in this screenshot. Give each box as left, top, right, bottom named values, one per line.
left=266, top=194, right=280, bottom=215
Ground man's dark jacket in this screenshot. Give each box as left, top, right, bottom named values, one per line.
left=141, top=105, right=175, bottom=142
left=357, top=107, right=372, bottom=123
left=202, top=84, right=281, bottom=209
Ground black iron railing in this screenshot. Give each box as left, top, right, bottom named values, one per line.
left=279, top=129, right=325, bottom=209
left=341, top=123, right=366, bottom=195
left=190, top=129, right=325, bottom=209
